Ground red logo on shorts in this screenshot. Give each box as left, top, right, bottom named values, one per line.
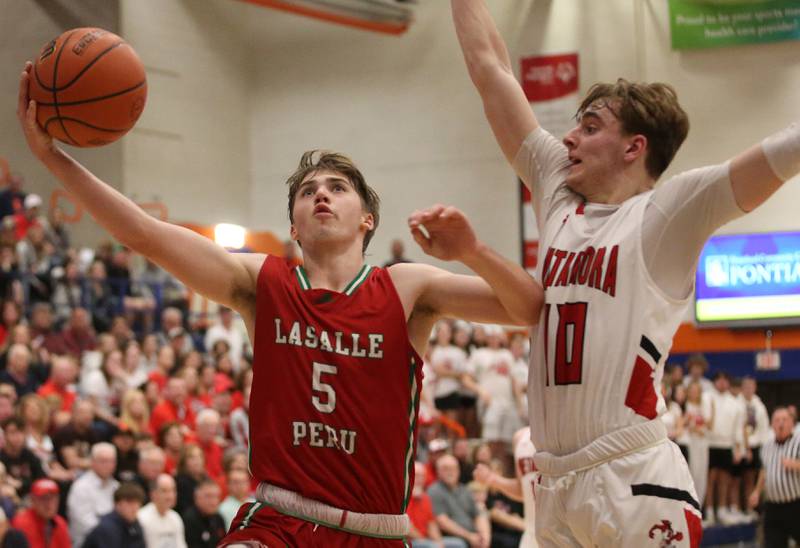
left=648, top=520, right=684, bottom=547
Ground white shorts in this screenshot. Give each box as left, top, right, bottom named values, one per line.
left=533, top=421, right=702, bottom=548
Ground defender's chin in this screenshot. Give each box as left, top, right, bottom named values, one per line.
left=564, top=173, right=581, bottom=192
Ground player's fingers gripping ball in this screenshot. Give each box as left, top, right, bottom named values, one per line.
left=29, top=27, right=147, bottom=147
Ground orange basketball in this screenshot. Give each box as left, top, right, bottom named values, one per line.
left=29, top=28, right=147, bottom=148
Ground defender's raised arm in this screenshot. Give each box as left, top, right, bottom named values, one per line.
left=729, top=123, right=800, bottom=213
left=451, top=0, right=538, bottom=167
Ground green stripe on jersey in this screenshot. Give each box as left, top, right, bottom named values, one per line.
left=295, top=264, right=371, bottom=295
left=238, top=501, right=265, bottom=529
left=401, top=357, right=419, bottom=512
left=295, top=266, right=311, bottom=290
left=343, top=264, right=372, bottom=296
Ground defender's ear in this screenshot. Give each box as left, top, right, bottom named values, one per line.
left=624, top=134, right=648, bottom=163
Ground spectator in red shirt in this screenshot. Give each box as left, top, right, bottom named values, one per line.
left=0, top=393, right=14, bottom=448
left=0, top=301, right=22, bottom=349
left=407, top=461, right=464, bottom=548
left=157, top=422, right=184, bottom=476
left=0, top=507, right=28, bottom=548
left=147, top=346, right=175, bottom=394
left=54, top=308, right=97, bottom=359
left=11, top=478, right=71, bottom=548
left=187, top=409, right=224, bottom=483
left=36, top=355, right=77, bottom=414
left=12, top=193, right=44, bottom=241
left=177, top=366, right=208, bottom=417
left=197, top=364, right=216, bottom=407
left=211, top=376, right=234, bottom=440
left=149, top=377, right=195, bottom=438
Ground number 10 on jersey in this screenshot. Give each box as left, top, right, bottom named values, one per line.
left=544, top=302, right=588, bottom=385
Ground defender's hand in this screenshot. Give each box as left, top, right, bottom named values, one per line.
left=408, top=205, right=480, bottom=262
left=17, top=62, right=59, bottom=160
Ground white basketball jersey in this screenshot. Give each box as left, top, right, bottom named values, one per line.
left=528, top=182, right=689, bottom=456
left=515, top=427, right=537, bottom=545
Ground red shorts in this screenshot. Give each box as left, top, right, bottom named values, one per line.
left=219, top=503, right=408, bottom=548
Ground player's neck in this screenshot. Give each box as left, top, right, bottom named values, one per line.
left=581, top=167, right=655, bottom=205
left=300, top=243, right=366, bottom=293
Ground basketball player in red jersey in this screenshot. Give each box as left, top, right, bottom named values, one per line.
left=18, top=62, right=543, bottom=547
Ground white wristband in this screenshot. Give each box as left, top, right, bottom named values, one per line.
left=762, top=122, right=800, bottom=182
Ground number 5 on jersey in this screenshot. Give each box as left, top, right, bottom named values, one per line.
left=544, top=302, right=588, bottom=385
left=312, top=362, right=337, bottom=413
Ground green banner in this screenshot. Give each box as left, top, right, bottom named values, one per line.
left=669, top=0, right=800, bottom=49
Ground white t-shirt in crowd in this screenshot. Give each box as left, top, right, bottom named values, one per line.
left=137, top=502, right=188, bottom=548
left=683, top=393, right=713, bottom=444
left=708, top=389, right=744, bottom=449
left=205, top=321, right=246, bottom=371
left=741, top=393, right=770, bottom=448
left=429, top=345, right=468, bottom=399
left=682, top=375, right=715, bottom=394
left=468, top=347, right=516, bottom=406
left=67, top=471, right=118, bottom=547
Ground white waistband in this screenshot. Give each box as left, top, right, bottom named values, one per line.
left=534, top=419, right=668, bottom=476
left=255, top=482, right=410, bottom=539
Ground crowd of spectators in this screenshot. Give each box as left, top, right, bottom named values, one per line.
left=660, top=353, right=800, bottom=532
left=0, top=173, right=794, bottom=547
left=0, top=174, right=259, bottom=547
left=410, top=319, right=533, bottom=548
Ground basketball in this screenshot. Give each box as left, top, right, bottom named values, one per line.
left=29, top=27, right=147, bottom=148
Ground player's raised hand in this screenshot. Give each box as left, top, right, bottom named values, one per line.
left=17, top=62, right=58, bottom=160
left=408, top=204, right=480, bottom=262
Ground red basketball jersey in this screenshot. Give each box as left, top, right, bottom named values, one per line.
left=249, top=256, right=423, bottom=515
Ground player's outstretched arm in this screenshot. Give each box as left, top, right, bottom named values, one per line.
left=17, top=62, right=257, bottom=311
left=729, top=123, right=799, bottom=212
left=451, top=0, right=538, bottom=166
left=405, top=205, right=542, bottom=326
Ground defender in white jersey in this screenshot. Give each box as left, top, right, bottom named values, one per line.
left=449, top=1, right=800, bottom=545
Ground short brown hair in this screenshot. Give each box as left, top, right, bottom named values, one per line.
left=114, top=482, right=146, bottom=503
left=285, top=151, right=381, bottom=253
left=577, top=79, right=689, bottom=178
left=685, top=353, right=708, bottom=372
